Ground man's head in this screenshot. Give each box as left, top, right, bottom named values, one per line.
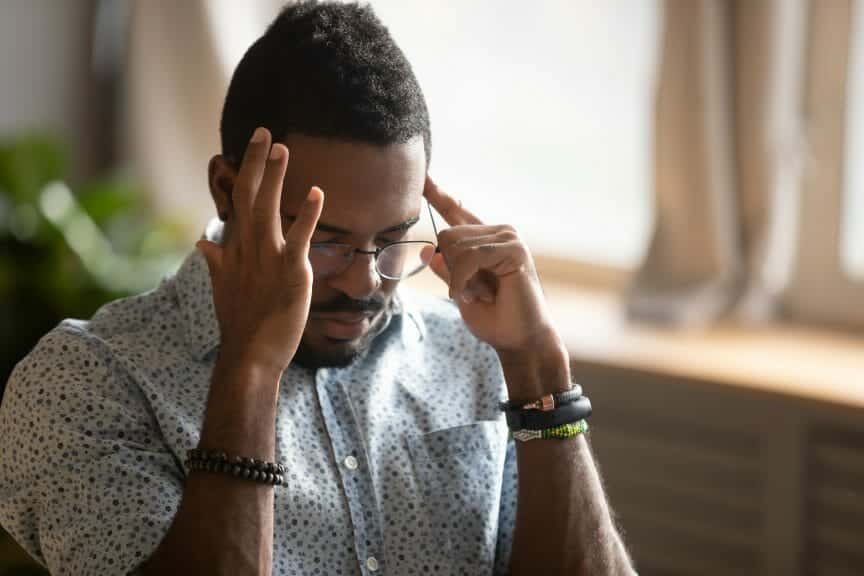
left=208, top=2, right=431, bottom=368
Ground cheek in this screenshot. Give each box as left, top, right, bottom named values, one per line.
left=310, top=277, right=336, bottom=300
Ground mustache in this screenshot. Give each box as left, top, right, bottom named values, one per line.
left=310, top=293, right=387, bottom=315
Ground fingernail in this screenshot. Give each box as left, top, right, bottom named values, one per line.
left=269, top=144, right=285, bottom=160
left=461, top=291, right=475, bottom=304
left=250, top=127, right=267, bottom=143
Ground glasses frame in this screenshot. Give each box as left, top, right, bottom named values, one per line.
left=308, top=198, right=441, bottom=281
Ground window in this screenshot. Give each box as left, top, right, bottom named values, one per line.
left=372, top=0, right=658, bottom=269
left=844, top=0, right=864, bottom=280
left=785, top=0, right=864, bottom=327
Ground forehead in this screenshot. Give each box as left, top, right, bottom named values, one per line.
left=279, top=134, right=427, bottom=233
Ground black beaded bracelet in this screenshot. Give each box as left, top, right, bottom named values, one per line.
left=185, top=448, right=286, bottom=486
left=504, top=395, right=593, bottom=431
left=498, top=383, right=583, bottom=412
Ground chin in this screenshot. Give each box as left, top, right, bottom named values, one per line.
left=292, top=307, right=391, bottom=369
left=291, top=337, right=365, bottom=369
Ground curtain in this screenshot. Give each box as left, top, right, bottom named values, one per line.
left=123, top=0, right=282, bottom=239
left=626, top=0, right=808, bottom=327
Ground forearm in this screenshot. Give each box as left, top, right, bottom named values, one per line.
left=501, top=340, right=634, bottom=575
left=510, top=435, right=633, bottom=575
left=141, top=353, right=282, bottom=576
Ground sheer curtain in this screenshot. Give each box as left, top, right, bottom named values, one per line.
left=123, top=0, right=282, bottom=238
left=626, top=0, right=807, bottom=326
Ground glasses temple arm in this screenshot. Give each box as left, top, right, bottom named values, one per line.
left=426, top=198, right=441, bottom=252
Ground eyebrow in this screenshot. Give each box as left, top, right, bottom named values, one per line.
left=282, top=214, right=420, bottom=236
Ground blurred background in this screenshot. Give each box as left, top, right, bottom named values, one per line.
left=1, top=0, right=863, bottom=574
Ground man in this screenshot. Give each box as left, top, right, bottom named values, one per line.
left=0, top=2, right=634, bottom=575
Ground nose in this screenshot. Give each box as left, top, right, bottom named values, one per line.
left=325, top=249, right=381, bottom=300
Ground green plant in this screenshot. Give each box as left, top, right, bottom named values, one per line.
left=0, top=134, right=188, bottom=393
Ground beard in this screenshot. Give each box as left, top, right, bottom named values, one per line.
left=290, top=293, right=394, bottom=369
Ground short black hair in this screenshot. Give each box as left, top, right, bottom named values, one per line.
left=220, top=1, right=431, bottom=168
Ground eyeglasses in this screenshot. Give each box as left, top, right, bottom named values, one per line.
left=308, top=199, right=441, bottom=280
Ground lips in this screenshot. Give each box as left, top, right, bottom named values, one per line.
left=313, top=311, right=378, bottom=341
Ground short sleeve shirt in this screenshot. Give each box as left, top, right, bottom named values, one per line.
left=0, top=248, right=518, bottom=575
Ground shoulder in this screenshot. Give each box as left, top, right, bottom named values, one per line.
left=1, top=282, right=180, bottom=422
left=2, top=319, right=139, bottom=428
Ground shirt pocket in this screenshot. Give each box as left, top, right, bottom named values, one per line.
left=405, top=420, right=509, bottom=572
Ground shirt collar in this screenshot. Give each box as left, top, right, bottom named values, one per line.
left=174, top=248, right=221, bottom=360
left=173, top=218, right=423, bottom=361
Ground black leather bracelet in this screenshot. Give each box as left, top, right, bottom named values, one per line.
left=504, top=396, right=592, bottom=431
left=185, top=448, right=286, bottom=486
left=498, top=384, right=583, bottom=412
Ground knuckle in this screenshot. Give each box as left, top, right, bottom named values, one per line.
left=497, top=225, right=519, bottom=240
left=437, top=228, right=457, bottom=243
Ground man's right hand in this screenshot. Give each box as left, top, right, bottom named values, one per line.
left=197, top=127, right=324, bottom=376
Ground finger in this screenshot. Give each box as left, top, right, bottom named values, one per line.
left=466, top=273, right=496, bottom=303
left=196, top=239, right=224, bottom=278
left=423, top=174, right=483, bottom=226
left=254, top=143, right=290, bottom=249
left=285, top=186, right=325, bottom=248
left=438, top=227, right=518, bottom=272
left=442, top=234, right=500, bottom=303
left=234, top=127, right=272, bottom=237
left=445, top=230, right=512, bottom=253
left=437, top=225, right=510, bottom=247
left=428, top=251, right=450, bottom=283
left=447, top=242, right=525, bottom=300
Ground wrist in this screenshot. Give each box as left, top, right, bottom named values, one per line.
left=215, top=344, right=286, bottom=387
left=217, top=341, right=290, bottom=382
left=497, top=330, right=571, bottom=401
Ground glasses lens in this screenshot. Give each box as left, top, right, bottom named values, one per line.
left=377, top=242, right=436, bottom=279
left=309, top=244, right=354, bottom=278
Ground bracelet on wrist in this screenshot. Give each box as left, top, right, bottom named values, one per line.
left=504, top=395, right=592, bottom=431
left=499, top=383, right=583, bottom=412
left=185, top=448, right=286, bottom=486
left=512, top=419, right=589, bottom=442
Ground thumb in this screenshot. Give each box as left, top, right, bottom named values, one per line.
left=429, top=251, right=451, bottom=283
left=196, top=239, right=223, bottom=278
left=285, top=186, right=324, bottom=246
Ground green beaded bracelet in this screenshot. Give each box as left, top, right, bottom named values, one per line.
left=511, top=419, right=589, bottom=442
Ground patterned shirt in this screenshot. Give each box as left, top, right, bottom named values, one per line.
left=0, top=248, right=518, bottom=576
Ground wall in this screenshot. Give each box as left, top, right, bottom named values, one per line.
left=0, top=0, right=102, bottom=181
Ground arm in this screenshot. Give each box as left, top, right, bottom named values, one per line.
left=423, top=176, right=635, bottom=576
left=500, top=342, right=634, bottom=575
left=138, top=357, right=282, bottom=575
left=141, top=127, right=324, bottom=575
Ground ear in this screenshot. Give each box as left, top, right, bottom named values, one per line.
left=208, top=155, right=237, bottom=222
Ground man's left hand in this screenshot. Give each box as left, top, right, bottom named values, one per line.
left=424, top=176, right=565, bottom=369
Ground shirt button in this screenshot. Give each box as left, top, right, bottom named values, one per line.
left=343, top=455, right=359, bottom=470
left=366, top=556, right=379, bottom=572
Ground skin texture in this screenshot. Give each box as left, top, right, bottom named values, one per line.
left=139, top=128, right=634, bottom=575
